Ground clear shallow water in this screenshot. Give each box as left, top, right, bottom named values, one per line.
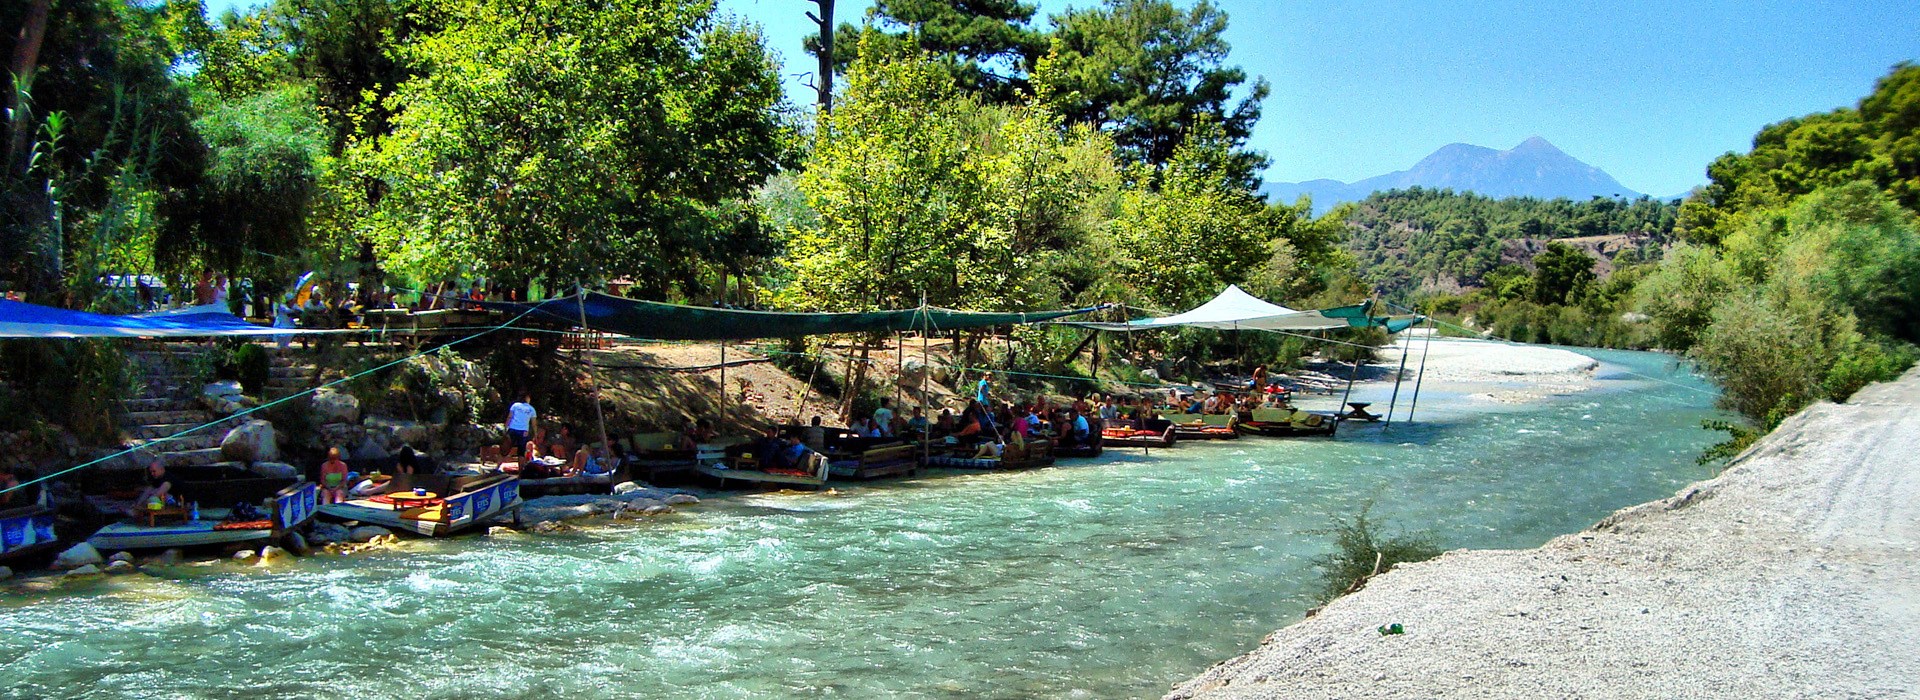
left=2, top=348, right=1722, bottom=700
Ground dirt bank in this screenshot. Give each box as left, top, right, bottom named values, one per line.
left=1168, top=366, right=1920, bottom=699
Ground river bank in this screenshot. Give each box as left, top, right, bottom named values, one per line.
left=0, top=345, right=1724, bottom=699
left=1168, top=366, right=1920, bottom=699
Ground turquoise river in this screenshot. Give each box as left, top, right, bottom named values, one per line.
left=1, top=347, right=1722, bottom=699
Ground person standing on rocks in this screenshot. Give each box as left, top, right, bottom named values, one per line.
left=506, top=394, right=537, bottom=454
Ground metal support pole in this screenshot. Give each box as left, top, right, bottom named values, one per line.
left=1338, top=345, right=1362, bottom=425
left=1383, top=323, right=1413, bottom=429
left=719, top=342, right=728, bottom=420
left=577, top=288, right=610, bottom=452
left=1406, top=316, right=1437, bottom=424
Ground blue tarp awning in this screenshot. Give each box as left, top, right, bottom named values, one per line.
left=0, top=301, right=283, bottom=338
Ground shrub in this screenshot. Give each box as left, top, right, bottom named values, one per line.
left=230, top=343, right=271, bottom=395
left=1310, top=501, right=1444, bottom=603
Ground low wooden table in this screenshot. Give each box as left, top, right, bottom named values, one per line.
left=141, top=506, right=187, bottom=527
left=387, top=492, right=440, bottom=511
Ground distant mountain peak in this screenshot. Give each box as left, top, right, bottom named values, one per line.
left=1264, top=138, right=1641, bottom=214
left=1513, top=135, right=1561, bottom=153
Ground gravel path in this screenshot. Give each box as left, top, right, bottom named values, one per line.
left=1168, top=366, right=1920, bottom=699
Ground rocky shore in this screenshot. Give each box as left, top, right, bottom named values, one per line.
left=1167, top=366, right=1920, bottom=699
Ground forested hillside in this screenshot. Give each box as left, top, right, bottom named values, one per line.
left=1341, top=188, right=1678, bottom=299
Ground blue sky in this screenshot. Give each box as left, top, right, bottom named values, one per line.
left=212, top=0, right=1920, bottom=197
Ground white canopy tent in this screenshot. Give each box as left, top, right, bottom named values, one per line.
left=1068, top=285, right=1381, bottom=332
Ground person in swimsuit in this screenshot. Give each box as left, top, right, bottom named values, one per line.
left=319, top=449, right=349, bottom=504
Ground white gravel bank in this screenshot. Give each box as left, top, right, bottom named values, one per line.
left=1168, top=366, right=1920, bottom=699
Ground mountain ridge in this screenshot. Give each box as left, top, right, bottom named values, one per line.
left=1265, top=137, right=1650, bottom=213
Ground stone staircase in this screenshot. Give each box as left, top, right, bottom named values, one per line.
left=115, top=344, right=322, bottom=469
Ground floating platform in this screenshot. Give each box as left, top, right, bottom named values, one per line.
left=1233, top=408, right=1339, bottom=438
left=87, top=482, right=318, bottom=551
left=0, top=490, right=59, bottom=563
left=317, top=474, right=520, bottom=536
left=1169, top=414, right=1241, bottom=440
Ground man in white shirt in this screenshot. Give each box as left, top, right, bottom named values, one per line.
left=507, top=394, right=537, bottom=452
left=873, top=398, right=896, bottom=437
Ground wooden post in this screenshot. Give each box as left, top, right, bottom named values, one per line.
left=719, top=342, right=728, bottom=421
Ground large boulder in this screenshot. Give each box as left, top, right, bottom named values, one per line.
left=664, top=494, right=700, bottom=506
left=310, top=388, right=361, bottom=425
left=310, top=522, right=350, bottom=545
left=285, top=532, right=311, bottom=556
left=52, top=543, right=103, bottom=570
left=250, top=462, right=300, bottom=480
left=364, top=416, right=433, bottom=449
left=351, top=435, right=389, bottom=463
left=258, top=546, right=291, bottom=563
left=613, top=481, right=643, bottom=495
left=105, top=560, right=137, bottom=575
left=348, top=525, right=391, bottom=543
left=232, top=550, right=257, bottom=562
left=145, top=549, right=184, bottom=567
left=220, top=420, right=279, bottom=463
left=0, top=565, right=12, bottom=580
left=65, top=564, right=102, bottom=577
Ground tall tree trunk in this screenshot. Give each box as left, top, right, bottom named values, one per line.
left=809, top=0, right=834, bottom=113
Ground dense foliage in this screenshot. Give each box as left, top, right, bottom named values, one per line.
left=1640, top=66, right=1920, bottom=456
left=1344, top=188, right=1678, bottom=300
left=358, top=0, right=795, bottom=294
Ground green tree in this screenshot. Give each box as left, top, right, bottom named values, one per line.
left=358, top=0, right=794, bottom=291
left=784, top=43, right=1108, bottom=311
left=808, top=0, right=1045, bottom=103
left=1035, top=0, right=1268, bottom=187
left=1529, top=241, right=1596, bottom=305
left=1106, top=123, right=1276, bottom=309
left=160, top=85, right=327, bottom=274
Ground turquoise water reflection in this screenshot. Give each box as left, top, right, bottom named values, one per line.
left=1, top=348, right=1720, bottom=699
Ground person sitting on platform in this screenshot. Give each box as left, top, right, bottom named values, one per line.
left=906, top=407, right=929, bottom=436
left=1011, top=409, right=1034, bottom=439
left=873, top=398, right=896, bottom=437
left=394, top=444, right=419, bottom=475
left=804, top=416, right=827, bottom=451
left=849, top=416, right=874, bottom=438
left=571, top=443, right=610, bottom=477
left=955, top=403, right=985, bottom=438
left=677, top=420, right=702, bottom=451
left=126, top=461, right=176, bottom=515
left=933, top=409, right=957, bottom=438
left=1070, top=408, right=1091, bottom=442
left=751, top=425, right=785, bottom=471
left=972, top=439, right=1005, bottom=460
left=318, top=449, right=349, bottom=505
left=693, top=418, right=719, bottom=443
left=777, top=434, right=816, bottom=473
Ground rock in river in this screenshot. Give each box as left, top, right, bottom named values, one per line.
left=52, top=543, right=103, bottom=570
left=349, top=525, right=392, bottom=543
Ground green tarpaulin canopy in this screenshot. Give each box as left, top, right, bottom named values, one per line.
left=480, top=292, right=1101, bottom=341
